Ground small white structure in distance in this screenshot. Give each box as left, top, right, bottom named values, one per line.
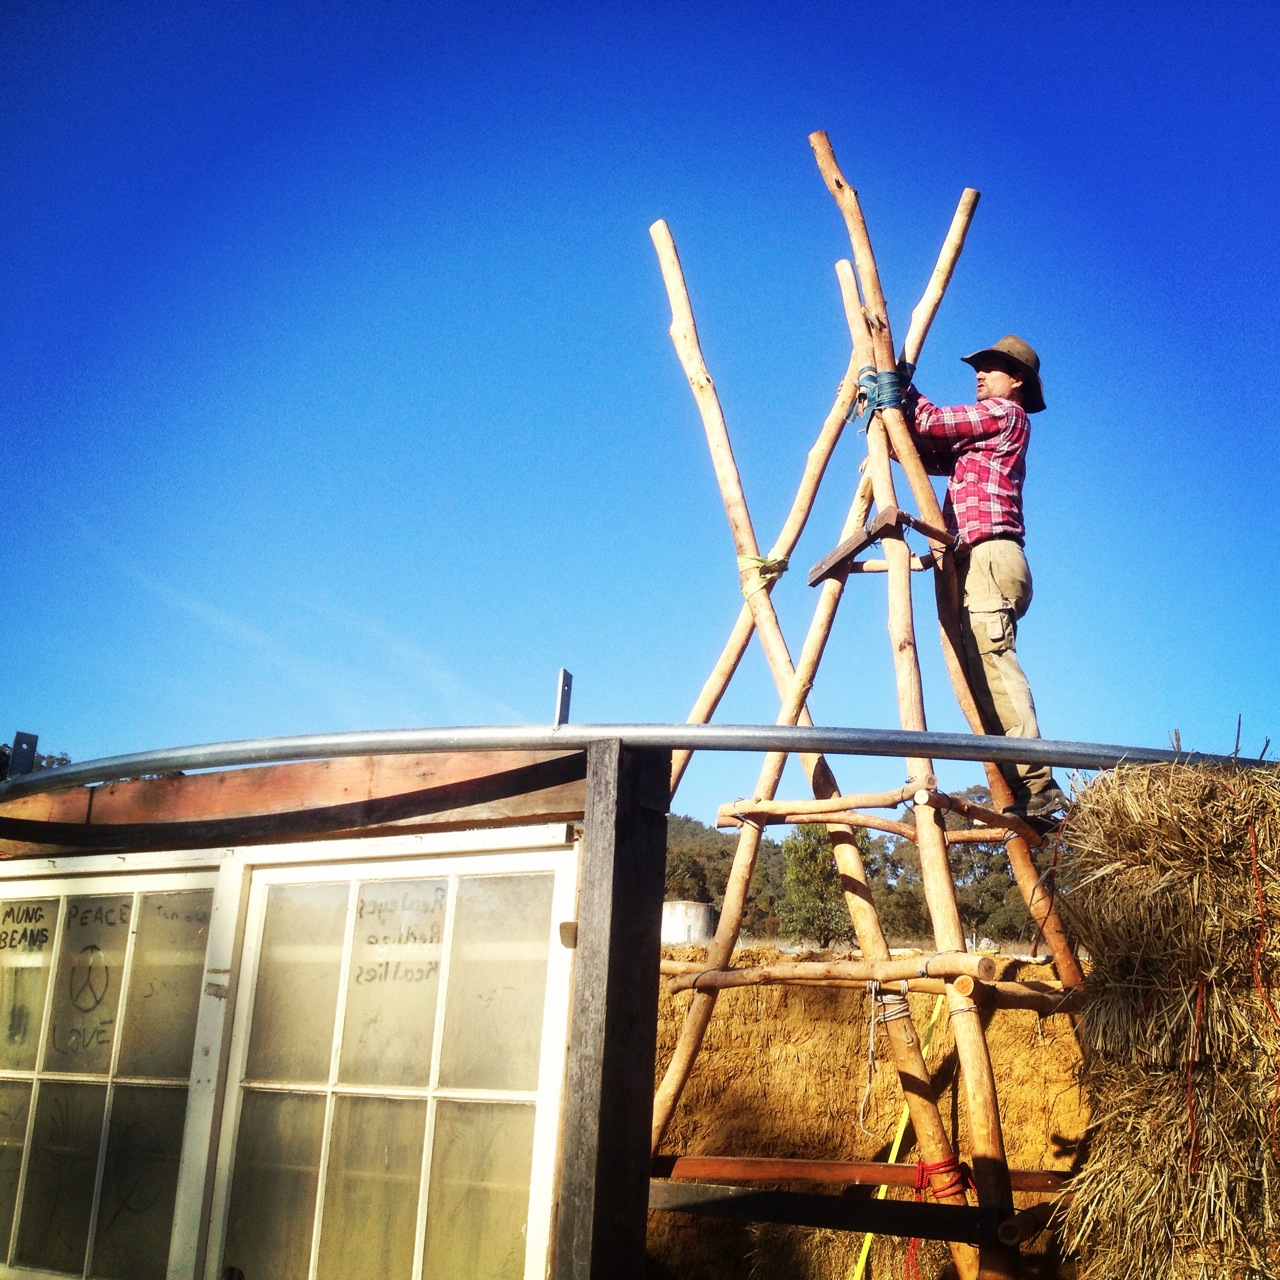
left=661, top=899, right=716, bottom=944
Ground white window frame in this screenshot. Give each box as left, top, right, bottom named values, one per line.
left=0, top=866, right=219, bottom=1280
left=0, top=823, right=579, bottom=1280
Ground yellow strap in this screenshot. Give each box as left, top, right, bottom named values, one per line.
left=737, top=554, right=789, bottom=599
left=852, top=994, right=947, bottom=1280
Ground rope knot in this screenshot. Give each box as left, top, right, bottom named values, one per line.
left=905, top=1156, right=970, bottom=1280
left=737, top=554, right=789, bottom=599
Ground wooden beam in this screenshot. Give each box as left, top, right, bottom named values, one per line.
left=665, top=951, right=996, bottom=994
left=806, top=505, right=905, bottom=585
left=657, top=964, right=1082, bottom=1015
left=652, top=1156, right=1069, bottom=1195
left=553, top=741, right=670, bottom=1280
left=0, top=749, right=587, bottom=856
left=648, top=1180, right=1005, bottom=1245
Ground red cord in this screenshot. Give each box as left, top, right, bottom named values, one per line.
left=904, top=1157, right=971, bottom=1280
left=904, top=1235, right=923, bottom=1280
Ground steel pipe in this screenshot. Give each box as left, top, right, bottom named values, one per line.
left=0, top=722, right=1254, bottom=801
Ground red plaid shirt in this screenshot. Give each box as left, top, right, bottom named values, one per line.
left=904, top=388, right=1029, bottom=546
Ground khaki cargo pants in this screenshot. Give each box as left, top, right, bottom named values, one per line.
left=957, top=538, right=1051, bottom=802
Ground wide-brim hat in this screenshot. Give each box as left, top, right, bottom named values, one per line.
left=962, top=335, right=1046, bottom=413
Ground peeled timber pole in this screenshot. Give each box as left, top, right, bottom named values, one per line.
left=649, top=218, right=983, bottom=1278
left=648, top=463, right=879, bottom=1155
left=808, top=130, right=1083, bottom=995
left=668, top=181, right=980, bottom=799
left=667, top=949, right=997, bottom=992
left=669, top=332, right=862, bottom=794
left=649, top=219, right=835, bottom=780
left=810, top=132, right=1019, bottom=1276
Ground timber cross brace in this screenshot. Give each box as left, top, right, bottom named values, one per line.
left=647, top=130, right=1083, bottom=1280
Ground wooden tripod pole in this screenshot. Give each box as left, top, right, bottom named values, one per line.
left=808, top=131, right=1083, bottom=993
left=667, top=182, right=981, bottom=799
left=653, top=460, right=981, bottom=1279
left=650, top=473, right=871, bottom=1143
left=669, top=335, right=860, bottom=794
left=932, top=570, right=1083, bottom=990
left=808, top=132, right=1019, bottom=1277
left=650, top=220, right=828, bottom=777
left=901, top=187, right=982, bottom=370
left=649, top=229, right=982, bottom=1278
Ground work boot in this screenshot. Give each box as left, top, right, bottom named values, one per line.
left=1024, top=783, right=1070, bottom=822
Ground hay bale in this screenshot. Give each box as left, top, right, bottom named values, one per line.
left=1060, top=1063, right=1279, bottom=1280
left=648, top=946, right=1087, bottom=1279
left=1058, top=764, right=1280, bottom=1280
left=1061, top=764, right=1280, bottom=1068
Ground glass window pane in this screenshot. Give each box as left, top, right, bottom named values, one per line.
left=246, top=883, right=347, bottom=1083
left=117, top=891, right=213, bottom=1079
left=91, top=1085, right=187, bottom=1280
left=0, top=1081, right=31, bottom=1249
left=422, top=1101, right=535, bottom=1280
left=15, top=1081, right=107, bottom=1271
left=315, top=1096, right=426, bottom=1280
left=223, top=1091, right=325, bottom=1280
left=439, top=875, right=553, bottom=1090
left=47, top=895, right=132, bottom=1075
left=0, top=897, right=55, bottom=1071
left=339, top=879, right=446, bottom=1086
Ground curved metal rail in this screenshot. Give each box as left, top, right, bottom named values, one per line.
left=0, top=722, right=1252, bottom=801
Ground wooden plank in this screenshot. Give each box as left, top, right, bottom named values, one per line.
left=0, top=750, right=587, bottom=856
left=553, top=741, right=670, bottom=1280
left=806, top=505, right=903, bottom=585
left=651, top=1156, right=1068, bottom=1194
left=648, top=1180, right=1004, bottom=1245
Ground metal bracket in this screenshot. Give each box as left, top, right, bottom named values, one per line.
left=649, top=1179, right=1007, bottom=1246
left=7, top=733, right=38, bottom=779
left=553, top=669, right=573, bottom=726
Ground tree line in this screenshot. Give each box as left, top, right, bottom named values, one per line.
left=665, top=788, right=1054, bottom=948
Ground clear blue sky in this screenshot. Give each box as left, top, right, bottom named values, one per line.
left=3, top=1, right=1278, bottom=823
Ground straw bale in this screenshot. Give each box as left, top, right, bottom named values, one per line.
left=1056, top=763, right=1280, bottom=1279
left=1061, top=764, right=1280, bottom=1069
left=1060, top=1064, right=1280, bottom=1280
left=648, top=946, right=1087, bottom=1279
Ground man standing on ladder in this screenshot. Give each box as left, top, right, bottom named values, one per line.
left=904, top=335, right=1069, bottom=822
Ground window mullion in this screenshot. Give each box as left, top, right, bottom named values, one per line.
left=201, top=871, right=273, bottom=1280
left=167, top=857, right=246, bottom=1280
left=410, top=874, right=460, bottom=1280
left=80, top=890, right=143, bottom=1278
left=304, top=879, right=359, bottom=1280
left=523, top=854, right=578, bottom=1277
left=5, top=894, right=68, bottom=1268
left=426, top=876, right=459, bottom=1098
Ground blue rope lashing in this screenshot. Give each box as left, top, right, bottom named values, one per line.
left=874, top=369, right=903, bottom=409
